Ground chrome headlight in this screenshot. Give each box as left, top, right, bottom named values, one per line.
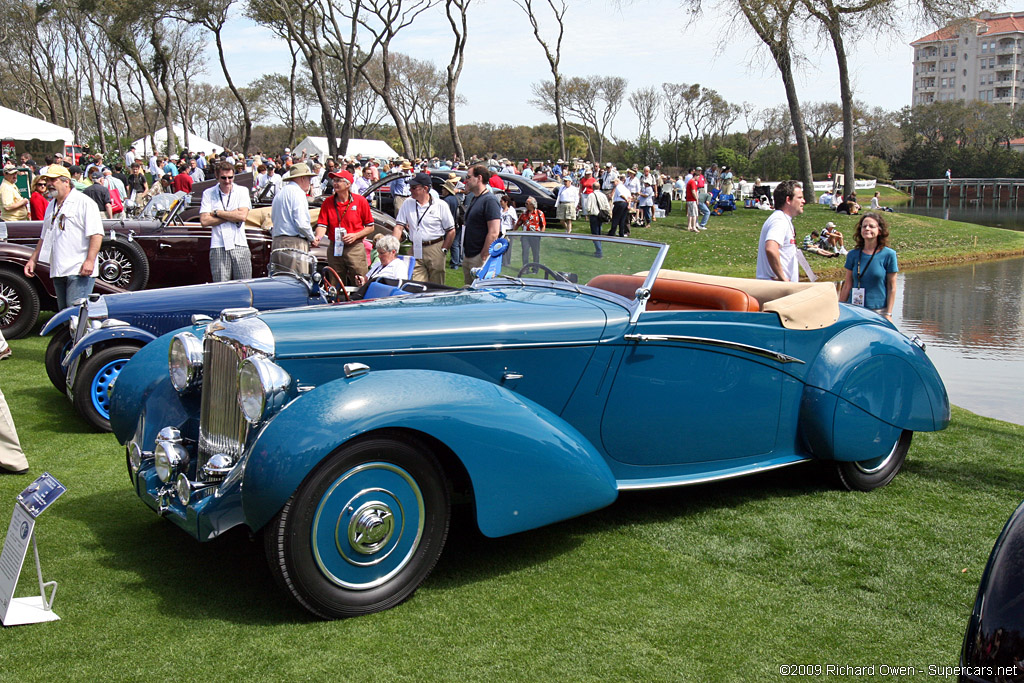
left=169, top=332, right=204, bottom=393
left=175, top=473, right=192, bottom=505
left=154, top=440, right=189, bottom=484
left=238, top=356, right=291, bottom=424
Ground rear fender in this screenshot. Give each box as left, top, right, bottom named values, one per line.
left=800, top=324, right=950, bottom=459
left=242, top=369, right=618, bottom=538
left=40, top=306, right=77, bottom=336
left=65, top=326, right=156, bottom=367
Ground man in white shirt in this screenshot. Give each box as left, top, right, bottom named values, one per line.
left=756, top=180, right=805, bottom=282
left=200, top=162, right=252, bottom=281
left=394, top=172, right=455, bottom=285
left=124, top=146, right=136, bottom=168
left=24, top=165, right=103, bottom=309
left=188, top=159, right=205, bottom=183
left=148, top=153, right=160, bottom=179
left=352, top=166, right=372, bottom=196
left=601, top=163, right=618, bottom=191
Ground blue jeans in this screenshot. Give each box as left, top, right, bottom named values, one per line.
left=450, top=225, right=463, bottom=267
left=698, top=202, right=711, bottom=228
left=53, top=275, right=96, bottom=311
left=589, top=216, right=604, bottom=256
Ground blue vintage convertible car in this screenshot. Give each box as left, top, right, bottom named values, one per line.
left=41, top=251, right=351, bottom=431
left=109, top=233, right=950, bottom=619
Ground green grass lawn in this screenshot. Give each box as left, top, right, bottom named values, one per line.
left=0, top=329, right=1020, bottom=679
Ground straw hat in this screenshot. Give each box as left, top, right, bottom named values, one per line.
left=282, top=162, right=315, bottom=180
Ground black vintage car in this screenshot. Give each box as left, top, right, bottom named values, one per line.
left=959, top=498, right=1024, bottom=682
left=365, top=170, right=559, bottom=219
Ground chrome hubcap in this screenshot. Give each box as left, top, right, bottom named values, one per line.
left=0, top=287, right=18, bottom=325
left=98, top=249, right=133, bottom=287
left=854, top=434, right=902, bottom=474
left=348, top=502, right=394, bottom=555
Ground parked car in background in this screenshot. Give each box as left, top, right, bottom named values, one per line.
left=110, top=232, right=950, bottom=620
left=959, top=497, right=1024, bottom=682
left=0, top=241, right=123, bottom=339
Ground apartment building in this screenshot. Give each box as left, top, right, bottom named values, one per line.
left=911, top=11, right=1024, bottom=107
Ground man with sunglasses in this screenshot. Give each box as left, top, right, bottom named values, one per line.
left=199, top=162, right=252, bottom=281
left=0, top=165, right=28, bottom=221
left=24, top=165, right=103, bottom=310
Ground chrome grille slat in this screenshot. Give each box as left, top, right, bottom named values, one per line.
left=197, top=335, right=252, bottom=478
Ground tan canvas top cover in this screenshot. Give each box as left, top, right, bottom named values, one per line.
left=653, top=270, right=840, bottom=330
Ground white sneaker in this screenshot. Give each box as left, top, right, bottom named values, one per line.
left=839, top=247, right=848, bottom=255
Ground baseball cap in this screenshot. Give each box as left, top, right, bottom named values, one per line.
left=408, top=172, right=432, bottom=188
left=39, top=165, right=71, bottom=179
left=328, top=170, right=354, bottom=184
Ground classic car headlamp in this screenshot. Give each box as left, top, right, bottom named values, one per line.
left=237, top=356, right=291, bottom=424
left=154, top=427, right=189, bottom=484
left=175, top=473, right=192, bottom=506
left=169, top=332, right=204, bottom=393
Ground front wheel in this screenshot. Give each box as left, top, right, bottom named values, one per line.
left=837, top=430, right=913, bottom=491
left=71, top=343, right=139, bottom=431
left=264, top=436, right=450, bottom=619
left=0, top=269, right=40, bottom=339
left=44, top=327, right=74, bottom=392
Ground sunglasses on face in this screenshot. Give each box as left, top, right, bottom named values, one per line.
left=220, top=175, right=234, bottom=181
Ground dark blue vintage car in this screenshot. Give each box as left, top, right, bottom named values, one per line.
left=109, top=233, right=950, bottom=619
left=41, top=251, right=346, bottom=431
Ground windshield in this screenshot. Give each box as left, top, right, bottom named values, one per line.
left=480, top=232, right=667, bottom=302
left=267, top=248, right=317, bottom=278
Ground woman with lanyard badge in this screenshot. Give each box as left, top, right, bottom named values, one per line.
left=839, top=213, right=898, bottom=320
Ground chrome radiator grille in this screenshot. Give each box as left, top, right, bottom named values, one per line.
left=197, top=334, right=253, bottom=476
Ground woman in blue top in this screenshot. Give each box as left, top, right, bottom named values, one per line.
left=839, top=213, right=898, bottom=320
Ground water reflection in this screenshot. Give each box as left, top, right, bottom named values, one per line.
left=897, top=200, right=1024, bottom=231
left=892, top=257, right=1024, bottom=425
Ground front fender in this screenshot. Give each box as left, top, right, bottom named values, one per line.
left=40, top=306, right=76, bottom=336
left=800, top=323, right=950, bottom=460
left=64, top=326, right=156, bottom=367
left=109, top=330, right=192, bottom=444
left=242, top=369, right=618, bottom=538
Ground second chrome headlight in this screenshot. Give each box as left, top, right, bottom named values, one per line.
left=238, top=356, right=291, bottom=424
left=169, top=332, right=204, bottom=393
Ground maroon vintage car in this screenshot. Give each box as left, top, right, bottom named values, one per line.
left=0, top=242, right=123, bottom=338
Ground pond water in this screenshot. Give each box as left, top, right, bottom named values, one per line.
left=891, top=256, right=1024, bottom=425
left=896, top=200, right=1024, bottom=231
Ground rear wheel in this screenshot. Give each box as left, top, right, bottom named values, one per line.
left=0, top=269, right=40, bottom=339
left=837, top=430, right=913, bottom=491
left=44, top=327, right=73, bottom=392
left=264, top=436, right=450, bottom=619
left=71, top=343, right=139, bottom=431
left=97, top=239, right=150, bottom=291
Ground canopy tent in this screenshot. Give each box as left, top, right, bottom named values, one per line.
left=292, top=136, right=400, bottom=161
left=0, top=106, right=74, bottom=142
left=130, top=126, right=224, bottom=157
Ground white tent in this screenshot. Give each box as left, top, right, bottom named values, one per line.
left=131, top=126, right=224, bottom=157
left=0, top=106, right=74, bottom=142
left=292, top=136, right=400, bottom=160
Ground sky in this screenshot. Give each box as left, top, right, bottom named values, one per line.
left=203, top=0, right=1024, bottom=143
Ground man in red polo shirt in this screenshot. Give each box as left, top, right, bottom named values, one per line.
left=313, top=170, right=375, bottom=286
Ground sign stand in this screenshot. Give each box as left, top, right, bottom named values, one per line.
left=0, top=473, right=66, bottom=627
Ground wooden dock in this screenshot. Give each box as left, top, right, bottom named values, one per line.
left=893, top=178, right=1024, bottom=205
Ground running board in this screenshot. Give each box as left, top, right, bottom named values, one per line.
left=616, top=456, right=810, bottom=491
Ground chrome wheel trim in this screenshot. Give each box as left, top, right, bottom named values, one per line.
left=853, top=435, right=902, bottom=475
left=0, top=284, right=20, bottom=325
left=98, top=248, right=133, bottom=288
left=311, top=462, right=425, bottom=590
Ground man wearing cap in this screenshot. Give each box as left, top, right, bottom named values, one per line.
left=24, top=165, right=103, bottom=310
left=1, top=165, right=29, bottom=221
left=394, top=172, right=455, bottom=285
left=601, top=163, right=618, bottom=192
left=270, top=162, right=316, bottom=271
left=314, top=169, right=374, bottom=286
left=83, top=169, right=113, bottom=218
left=200, top=161, right=252, bottom=281
left=124, top=145, right=136, bottom=168
left=390, top=160, right=412, bottom=215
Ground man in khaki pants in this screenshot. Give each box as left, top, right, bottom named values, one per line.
left=0, top=387, right=28, bottom=475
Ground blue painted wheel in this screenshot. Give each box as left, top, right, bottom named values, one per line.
left=72, top=344, right=139, bottom=432
left=265, top=436, right=450, bottom=619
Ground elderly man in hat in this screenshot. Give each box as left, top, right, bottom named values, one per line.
left=313, top=169, right=374, bottom=286
left=25, top=165, right=103, bottom=309
left=270, top=162, right=317, bottom=272
left=394, top=172, right=455, bottom=285
left=1, top=164, right=29, bottom=222
left=200, top=161, right=252, bottom=281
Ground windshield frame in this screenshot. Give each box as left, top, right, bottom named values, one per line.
left=472, top=232, right=669, bottom=323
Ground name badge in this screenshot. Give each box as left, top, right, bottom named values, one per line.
left=851, top=287, right=866, bottom=307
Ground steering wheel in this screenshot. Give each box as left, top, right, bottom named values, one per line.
left=320, top=266, right=350, bottom=302
left=517, top=262, right=563, bottom=281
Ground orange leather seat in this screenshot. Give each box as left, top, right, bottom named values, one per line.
left=587, top=274, right=760, bottom=312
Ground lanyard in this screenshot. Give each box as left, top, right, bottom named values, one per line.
left=855, top=249, right=879, bottom=289
left=218, top=189, right=232, bottom=212
left=413, top=199, right=434, bottom=231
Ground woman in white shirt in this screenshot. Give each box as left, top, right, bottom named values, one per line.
left=357, top=234, right=409, bottom=286
left=555, top=177, right=579, bottom=234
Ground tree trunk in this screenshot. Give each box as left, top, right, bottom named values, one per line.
left=214, top=27, right=252, bottom=154
left=829, top=23, right=855, bottom=198
left=777, top=52, right=815, bottom=199
left=287, top=47, right=298, bottom=148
